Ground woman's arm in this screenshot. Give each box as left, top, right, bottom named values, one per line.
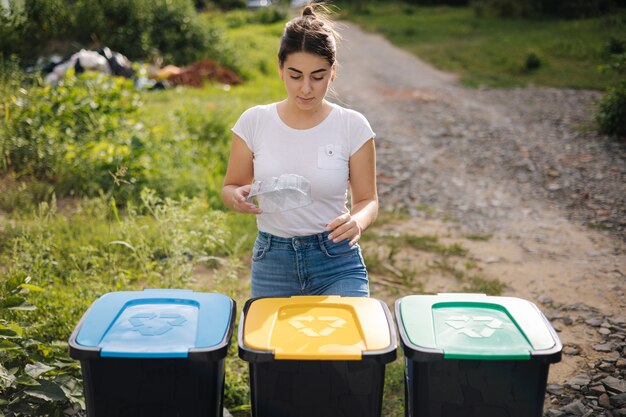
left=326, top=139, right=378, bottom=246
left=221, top=134, right=262, bottom=214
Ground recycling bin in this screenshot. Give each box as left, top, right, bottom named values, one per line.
left=68, top=289, right=235, bottom=417
left=395, top=293, right=562, bottom=417
left=238, top=296, right=397, bottom=417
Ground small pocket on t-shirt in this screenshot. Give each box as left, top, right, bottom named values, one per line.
left=317, top=144, right=348, bottom=170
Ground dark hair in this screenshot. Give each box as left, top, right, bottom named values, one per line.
left=278, top=3, right=339, bottom=68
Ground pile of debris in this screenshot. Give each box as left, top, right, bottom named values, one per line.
left=42, top=47, right=242, bottom=90
left=155, top=59, right=242, bottom=88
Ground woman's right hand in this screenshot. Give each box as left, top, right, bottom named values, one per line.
left=232, top=184, right=263, bottom=215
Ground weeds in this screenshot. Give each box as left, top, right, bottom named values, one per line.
left=464, top=275, right=506, bottom=295
left=464, top=233, right=493, bottom=241
left=0, top=192, right=240, bottom=414
left=402, top=234, right=468, bottom=257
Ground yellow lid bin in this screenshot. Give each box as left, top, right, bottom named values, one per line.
left=239, top=296, right=397, bottom=417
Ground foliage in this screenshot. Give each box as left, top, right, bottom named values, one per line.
left=0, top=2, right=26, bottom=59
left=22, top=0, right=73, bottom=40
left=0, top=67, right=241, bottom=205
left=523, top=51, right=542, bottom=72
left=0, top=274, right=84, bottom=417
left=212, top=0, right=248, bottom=9
left=596, top=79, right=626, bottom=137
left=0, top=0, right=235, bottom=67
left=148, top=0, right=215, bottom=65
left=72, top=0, right=154, bottom=61
left=0, top=193, right=237, bottom=414
left=471, top=0, right=616, bottom=18
left=5, top=193, right=229, bottom=339
left=1, top=71, right=147, bottom=201
left=403, top=0, right=469, bottom=5
left=596, top=32, right=626, bottom=138
left=470, top=0, right=537, bottom=17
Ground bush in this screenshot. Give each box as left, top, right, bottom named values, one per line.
left=0, top=2, right=26, bottom=59
left=605, top=36, right=626, bottom=55
left=1, top=72, right=148, bottom=201
left=596, top=41, right=626, bottom=138
left=73, top=0, right=153, bottom=61
left=402, top=0, right=469, bottom=5
left=149, top=0, right=214, bottom=65
left=596, top=80, right=626, bottom=137
left=523, top=51, right=542, bottom=72
left=541, top=0, right=615, bottom=19
left=471, top=0, right=539, bottom=17
left=213, top=0, right=247, bottom=9
left=2, top=0, right=236, bottom=67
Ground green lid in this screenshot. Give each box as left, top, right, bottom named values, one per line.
left=397, top=294, right=560, bottom=360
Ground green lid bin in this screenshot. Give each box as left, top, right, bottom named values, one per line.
left=395, top=293, right=562, bottom=417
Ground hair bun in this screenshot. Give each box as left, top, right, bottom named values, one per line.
left=302, top=5, right=315, bottom=17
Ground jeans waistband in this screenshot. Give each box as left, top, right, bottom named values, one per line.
left=258, top=230, right=331, bottom=249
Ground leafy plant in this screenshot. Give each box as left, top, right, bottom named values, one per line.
left=596, top=43, right=626, bottom=138
left=0, top=275, right=84, bottom=417
left=596, top=80, right=626, bottom=137
left=523, top=51, right=542, bottom=72
left=1, top=72, right=147, bottom=201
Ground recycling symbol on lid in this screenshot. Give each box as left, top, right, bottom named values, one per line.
left=445, top=315, right=503, bottom=338
left=288, top=315, right=347, bottom=337
left=128, top=312, right=187, bottom=336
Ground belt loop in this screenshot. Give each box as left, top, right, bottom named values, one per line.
left=317, top=232, right=325, bottom=247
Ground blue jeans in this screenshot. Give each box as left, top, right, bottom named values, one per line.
left=250, top=231, right=370, bottom=298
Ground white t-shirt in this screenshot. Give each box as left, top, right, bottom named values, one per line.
left=232, top=102, right=375, bottom=238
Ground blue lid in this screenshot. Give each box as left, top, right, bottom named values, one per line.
left=74, top=289, right=233, bottom=358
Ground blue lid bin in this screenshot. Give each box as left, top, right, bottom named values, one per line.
left=238, top=296, right=397, bottom=417
left=68, top=289, right=235, bottom=417
left=395, top=293, right=562, bottom=417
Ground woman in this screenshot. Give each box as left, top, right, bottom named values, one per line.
left=222, top=3, right=377, bottom=297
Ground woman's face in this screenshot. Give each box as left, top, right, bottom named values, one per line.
left=279, top=52, right=335, bottom=112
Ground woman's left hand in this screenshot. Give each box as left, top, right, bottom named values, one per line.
left=326, top=213, right=362, bottom=247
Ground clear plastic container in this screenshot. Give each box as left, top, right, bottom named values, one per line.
left=247, top=174, right=312, bottom=213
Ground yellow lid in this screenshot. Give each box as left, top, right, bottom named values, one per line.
left=243, top=296, right=392, bottom=360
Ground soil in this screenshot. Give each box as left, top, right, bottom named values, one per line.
left=332, top=21, right=626, bottom=399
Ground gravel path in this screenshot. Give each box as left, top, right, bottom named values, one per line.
left=333, top=22, right=626, bottom=416
left=333, top=22, right=625, bottom=237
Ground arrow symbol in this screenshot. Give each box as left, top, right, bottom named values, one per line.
left=318, top=327, right=336, bottom=336
left=480, top=328, right=496, bottom=338
left=129, top=313, right=157, bottom=327
left=160, top=313, right=186, bottom=326
left=289, top=320, right=306, bottom=329
left=301, top=328, right=320, bottom=337
left=459, top=328, right=482, bottom=338
left=318, top=317, right=347, bottom=328
left=485, top=318, right=503, bottom=329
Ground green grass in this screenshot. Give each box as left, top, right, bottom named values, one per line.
left=338, top=2, right=626, bottom=89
